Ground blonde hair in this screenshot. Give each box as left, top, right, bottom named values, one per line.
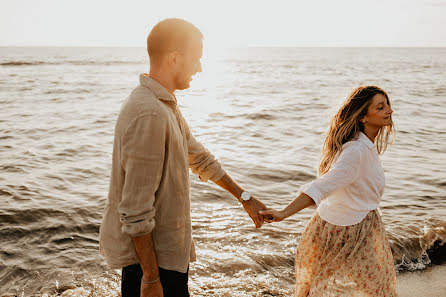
left=318, top=86, right=394, bottom=176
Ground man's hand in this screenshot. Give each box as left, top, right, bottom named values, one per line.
left=242, top=196, right=267, bottom=228
left=131, top=234, right=162, bottom=297
left=212, top=174, right=268, bottom=228
left=140, top=277, right=163, bottom=297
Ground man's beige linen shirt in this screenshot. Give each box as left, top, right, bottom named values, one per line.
left=99, top=74, right=226, bottom=273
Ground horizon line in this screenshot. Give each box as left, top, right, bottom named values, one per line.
left=1, top=45, right=446, bottom=49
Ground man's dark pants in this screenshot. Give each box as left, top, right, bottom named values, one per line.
left=121, top=264, right=189, bottom=297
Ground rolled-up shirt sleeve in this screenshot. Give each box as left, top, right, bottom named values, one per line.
left=183, top=119, right=226, bottom=183
left=299, top=146, right=362, bottom=207
left=118, top=113, right=165, bottom=237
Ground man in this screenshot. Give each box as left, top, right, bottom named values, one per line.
left=99, top=18, right=267, bottom=297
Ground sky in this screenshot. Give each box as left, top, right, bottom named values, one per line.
left=1, top=0, right=446, bottom=47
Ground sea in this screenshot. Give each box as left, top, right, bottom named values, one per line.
left=0, top=47, right=445, bottom=296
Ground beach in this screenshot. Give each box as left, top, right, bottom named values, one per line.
left=396, top=264, right=446, bottom=297
left=50, top=265, right=446, bottom=296
left=0, top=46, right=445, bottom=296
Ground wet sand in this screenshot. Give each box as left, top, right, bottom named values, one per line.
left=396, top=265, right=446, bottom=297
left=4, top=265, right=441, bottom=296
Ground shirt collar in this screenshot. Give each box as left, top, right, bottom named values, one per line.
left=358, top=132, right=376, bottom=149
left=139, top=73, right=177, bottom=104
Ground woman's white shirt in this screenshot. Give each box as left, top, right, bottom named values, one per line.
left=299, top=132, right=385, bottom=226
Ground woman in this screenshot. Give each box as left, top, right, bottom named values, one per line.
left=260, top=86, right=397, bottom=297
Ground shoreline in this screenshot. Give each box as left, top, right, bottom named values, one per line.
left=1, top=264, right=445, bottom=296
left=396, top=264, right=446, bottom=297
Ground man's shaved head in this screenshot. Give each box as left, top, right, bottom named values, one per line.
left=147, top=18, right=203, bottom=65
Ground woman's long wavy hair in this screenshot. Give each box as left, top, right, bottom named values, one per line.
left=318, top=86, right=394, bottom=176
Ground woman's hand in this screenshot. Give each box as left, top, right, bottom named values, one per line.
left=260, top=193, right=315, bottom=223
left=259, top=209, right=287, bottom=223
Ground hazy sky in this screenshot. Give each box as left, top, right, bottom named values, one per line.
left=1, top=0, right=445, bottom=47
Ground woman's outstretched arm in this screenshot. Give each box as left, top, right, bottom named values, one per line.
left=260, top=193, right=315, bottom=222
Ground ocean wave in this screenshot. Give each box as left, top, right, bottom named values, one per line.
left=0, top=61, right=45, bottom=66
left=0, top=60, right=142, bottom=66
left=67, top=60, right=140, bottom=66
left=393, top=219, right=446, bottom=272
left=0, top=164, right=27, bottom=173
left=246, top=112, right=276, bottom=121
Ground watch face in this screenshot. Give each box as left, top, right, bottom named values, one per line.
left=241, top=191, right=250, bottom=201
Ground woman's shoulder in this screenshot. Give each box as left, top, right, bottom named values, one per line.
left=342, top=139, right=361, bottom=151
left=342, top=133, right=371, bottom=152
left=339, top=137, right=367, bottom=160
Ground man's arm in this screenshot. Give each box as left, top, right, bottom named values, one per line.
left=181, top=114, right=267, bottom=228
left=214, top=173, right=267, bottom=228
left=120, top=113, right=166, bottom=296
left=132, top=234, right=163, bottom=297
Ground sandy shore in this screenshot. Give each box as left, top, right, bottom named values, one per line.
left=3, top=265, right=445, bottom=296
left=57, top=265, right=446, bottom=297
left=396, top=264, right=446, bottom=297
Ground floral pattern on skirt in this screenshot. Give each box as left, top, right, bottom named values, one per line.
left=295, top=210, right=397, bottom=297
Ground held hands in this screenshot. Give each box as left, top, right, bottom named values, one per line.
left=242, top=196, right=288, bottom=227
left=242, top=196, right=267, bottom=228
left=258, top=193, right=314, bottom=225
left=259, top=208, right=287, bottom=223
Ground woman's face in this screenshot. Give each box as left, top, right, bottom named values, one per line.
left=362, top=93, right=393, bottom=129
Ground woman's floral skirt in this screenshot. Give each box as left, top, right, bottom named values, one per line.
left=295, top=210, right=397, bottom=297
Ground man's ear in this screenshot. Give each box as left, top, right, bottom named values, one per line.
left=167, top=51, right=178, bottom=68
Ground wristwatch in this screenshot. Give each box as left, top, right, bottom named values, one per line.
left=238, top=191, right=251, bottom=203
